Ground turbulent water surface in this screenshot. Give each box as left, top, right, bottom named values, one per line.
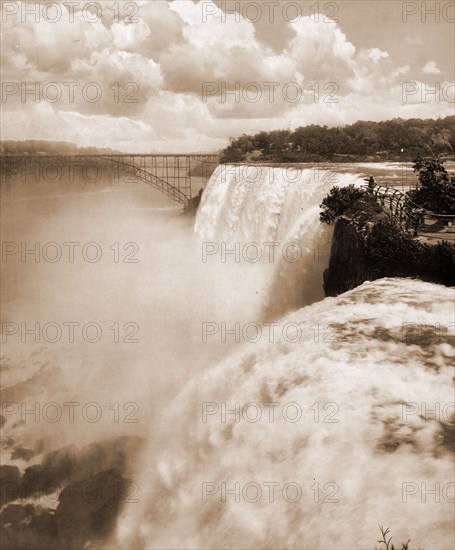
left=0, top=164, right=454, bottom=549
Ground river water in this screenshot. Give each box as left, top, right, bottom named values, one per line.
left=0, top=162, right=453, bottom=549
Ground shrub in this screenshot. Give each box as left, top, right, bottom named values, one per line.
left=417, top=240, right=455, bottom=285
left=319, top=185, right=378, bottom=225
left=406, top=155, right=455, bottom=215
left=365, top=216, right=422, bottom=278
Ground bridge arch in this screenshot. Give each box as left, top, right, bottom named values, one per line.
left=0, top=153, right=220, bottom=206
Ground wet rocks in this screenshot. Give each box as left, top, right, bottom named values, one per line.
left=56, top=468, right=130, bottom=548
left=0, top=503, right=35, bottom=526
left=1, top=469, right=131, bottom=550
left=323, top=216, right=370, bottom=296
left=11, top=447, right=35, bottom=461
left=0, top=505, right=60, bottom=550
left=0, top=436, right=144, bottom=548
left=0, top=465, right=21, bottom=504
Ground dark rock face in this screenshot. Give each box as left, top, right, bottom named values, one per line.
left=0, top=505, right=60, bottom=550
left=323, top=215, right=455, bottom=296
left=0, top=466, right=21, bottom=504
left=55, top=468, right=130, bottom=549
left=0, top=470, right=130, bottom=550
left=323, top=217, right=370, bottom=296
left=0, top=503, right=35, bottom=526
left=0, top=435, right=143, bottom=550
left=1, top=436, right=143, bottom=505
left=183, top=188, right=204, bottom=216
left=11, top=447, right=36, bottom=461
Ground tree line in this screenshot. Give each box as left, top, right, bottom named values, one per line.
left=0, top=140, right=121, bottom=155
left=220, top=116, right=455, bottom=163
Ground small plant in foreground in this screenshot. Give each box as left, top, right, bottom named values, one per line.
left=375, top=525, right=411, bottom=550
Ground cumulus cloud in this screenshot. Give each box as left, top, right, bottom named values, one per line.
left=422, top=61, right=441, bottom=74
left=0, top=0, right=451, bottom=152
left=366, top=48, right=390, bottom=63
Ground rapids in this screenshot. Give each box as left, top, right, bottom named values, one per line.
left=115, top=165, right=454, bottom=550
left=1, top=163, right=453, bottom=550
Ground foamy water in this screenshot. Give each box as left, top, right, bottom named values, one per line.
left=195, top=165, right=366, bottom=315
left=1, top=164, right=453, bottom=549
left=118, top=278, right=454, bottom=550
left=114, top=165, right=454, bottom=550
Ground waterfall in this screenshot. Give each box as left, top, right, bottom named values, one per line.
left=195, top=164, right=365, bottom=316
left=116, top=165, right=453, bottom=550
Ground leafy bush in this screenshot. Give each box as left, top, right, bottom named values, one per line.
left=417, top=240, right=455, bottom=285
left=365, top=216, right=421, bottom=277
left=319, top=185, right=379, bottom=225
left=364, top=216, right=455, bottom=285
left=220, top=140, right=247, bottom=163
left=406, top=155, right=455, bottom=214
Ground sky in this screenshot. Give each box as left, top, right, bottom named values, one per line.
left=1, top=0, right=454, bottom=153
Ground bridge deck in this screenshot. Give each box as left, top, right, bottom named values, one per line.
left=1, top=154, right=220, bottom=205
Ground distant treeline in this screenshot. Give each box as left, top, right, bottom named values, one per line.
left=0, top=140, right=121, bottom=155
left=220, top=116, right=455, bottom=163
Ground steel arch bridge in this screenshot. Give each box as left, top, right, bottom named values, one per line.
left=0, top=154, right=220, bottom=205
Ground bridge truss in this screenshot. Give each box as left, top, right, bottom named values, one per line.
left=0, top=154, right=220, bottom=205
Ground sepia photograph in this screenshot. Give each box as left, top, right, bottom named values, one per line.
left=0, top=1, right=454, bottom=549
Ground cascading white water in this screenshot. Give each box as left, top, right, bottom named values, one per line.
left=2, top=164, right=452, bottom=550
left=117, top=165, right=454, bottom=550
left=196, top=165, right=365, bottom=316
left=196, top=164, right=360, bottom=244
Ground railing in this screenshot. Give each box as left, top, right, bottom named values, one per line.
left=99, top=156, right=190, bottom=204
left=0, top=154, right=220, bottom=205
left=363, top=184, right=455, bottom=242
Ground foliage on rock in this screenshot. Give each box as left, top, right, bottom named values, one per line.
left=406, top=155, right=455, bottom=215
left=319, top=185, right=381, bottom=225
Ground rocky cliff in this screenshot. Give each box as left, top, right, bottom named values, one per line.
left=323, top=217, right=370, bottom=296
left=323, top=215, right=455, bottom=296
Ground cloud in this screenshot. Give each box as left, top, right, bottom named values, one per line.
left=0, top=0, right=452, bottom=152
left=422, top=61, right=441, bottom=74
left=366, top=48, right=390, bottom=63
left=405, top=36, right=424, bottom=46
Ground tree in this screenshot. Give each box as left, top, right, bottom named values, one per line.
left=319, top=185, right=378, bottom=225
left=218, top=116, right=455, bottom=164
left=406, top=155, right=455, bottom=215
